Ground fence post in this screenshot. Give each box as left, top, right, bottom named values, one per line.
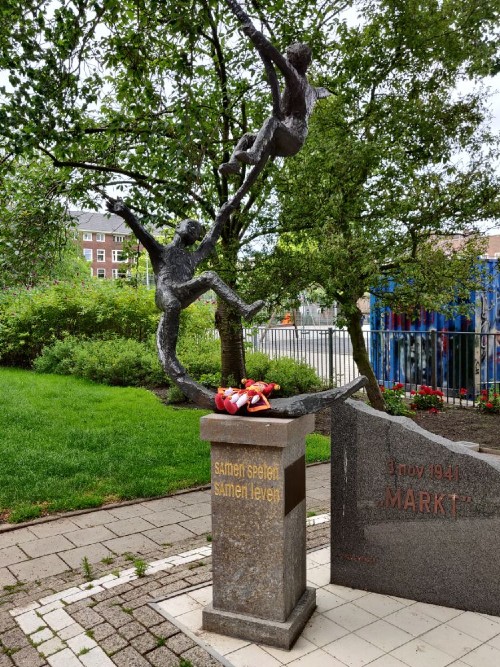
left=328, top=327, right=334, bottom=387
left=253, top=328, right=258, bottom=353
left=431, top=330, right=438, bottom=390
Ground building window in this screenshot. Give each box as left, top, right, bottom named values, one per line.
left=112, top=249, right=127, bottom=262
left=82, top=232, right=92, bottom=241
left=96, top=233, right=105, bottom=242
left=96, top=268, right=106, bottom=278
left=83, top=248, right=92, bottom=262
left=114, top=235, right=125, bottom=243
left=96, top=249, right=105, bottom=262
left=112, top=268, right=128, bottom=279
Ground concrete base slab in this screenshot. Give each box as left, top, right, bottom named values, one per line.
left=202, top=587, right=316, bottom=649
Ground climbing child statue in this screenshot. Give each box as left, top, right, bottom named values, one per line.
left=219, top=0, right=331, bottom=175
left=104, top=196, right=263, bottom=407
left=96, top=1, right=367, bottom=417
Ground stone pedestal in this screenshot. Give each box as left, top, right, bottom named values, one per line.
left=200, top=413, right=316, bottom=649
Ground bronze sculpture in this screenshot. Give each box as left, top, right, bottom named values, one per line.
left=103, top=0, right=366, bottom=415
left=104, top=197, right=263, bottom=409
left=220, top=0, right=331, bottom=175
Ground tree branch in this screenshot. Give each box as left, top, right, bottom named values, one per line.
left=39, top=145, right=215, bottom=218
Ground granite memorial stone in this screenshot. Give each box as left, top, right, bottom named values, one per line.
left=331, top=399, right=500, bottom=615
left=200, top=413, right=316, bottom=648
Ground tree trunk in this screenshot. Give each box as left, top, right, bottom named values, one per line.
left=214, top=229, right=248, bottom=386
left=216, top=299, right=246, bottom=386
left=345, top=306, right=385, bottom=411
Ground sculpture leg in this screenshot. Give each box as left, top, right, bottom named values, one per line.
left=156, top=299, right=184, bottom=378
left=156, top=313, right=214, bottom=409
left=235, top=116, right=280, bottom=165
left=219, top=133, right=256, bottom=175
left=175, top=271, right=264, bottom=320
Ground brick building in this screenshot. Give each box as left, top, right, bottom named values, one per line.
left=449, top=233, right=500, bottom=259
left=483, top=234, right=500, bottom=258
left=72, top=211, right=142, bottom=279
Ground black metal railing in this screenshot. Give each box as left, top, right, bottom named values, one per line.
left=245, top=326, right=359, bottom=388
left=243, top=327, right=500, bottom=404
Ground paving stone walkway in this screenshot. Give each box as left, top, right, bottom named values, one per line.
left=0, top=465, right=330, bottom=666
left=157, top=546, right=500, bottom=667
left=0, top=464, right=330, bottom=589
left=2, top=463, right=500, bottom=667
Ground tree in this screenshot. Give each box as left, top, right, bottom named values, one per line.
left=0, top=155, right=89, bottom=288
left=0, top=0, right=344, bottom=384
left=246, top=0, right=500, bottom=409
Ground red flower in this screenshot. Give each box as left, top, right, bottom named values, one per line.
left=459, top=388, right=467, bottom=396
left=428, top=407, right=439, bottom=414
left=486, top=402, right=494, bottom=409
left=481, top=389, right=488, bottom=396
left=434, top=390, right=444, bottom=397
left=410, top=390, right=416, bottom=395
left=393, top=383, right=404, bottom=390
left=379, top=386, right=385, bottom=392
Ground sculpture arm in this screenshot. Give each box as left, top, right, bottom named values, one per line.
left=194, top=201, right=237, bottom=263
left=225, top=0, right=292, bottom=79
left=262, top=54, right=282, bottom=119
left=104, top=196, right=162, bottom=257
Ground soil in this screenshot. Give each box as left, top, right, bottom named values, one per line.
left=314, top=401, right=500, bottom=451
left=411, top=408, right=500, bottom=450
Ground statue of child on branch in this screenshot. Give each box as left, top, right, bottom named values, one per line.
left=219, top=0, right=331, bottom=175
left=101, top=0, right=365, bottom=416
left=103, top=196, right=263, bottom=410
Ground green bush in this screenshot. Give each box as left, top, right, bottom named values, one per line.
left=245, top=351, right=271, bottom=381
left=166, top=384, right=189, bottom=403
left=179, top=300, right=215, bottom=338
left=12, top=280, right=322, bottom=397
left=265, top=356, right=323, bottom=397
left=0, top=281, right=159, bottom=367
left=176, top=344, right=321, bottom=397
left=33, top=334, right=322, bottom=395
left=198, top=372, right=222, bottom=388
left=178, top=335, right=221, bottom=380
left=476, top=387, right=500, bottom=414
left=34, top=336, right=166, bottom=387
left=177, top=302, right=221, bottom=383
left=381, top=383, right=414, bottom=416
left=32, top=337, right=82, bottom=376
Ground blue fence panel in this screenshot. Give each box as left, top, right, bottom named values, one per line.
left=370, top=259, right=500, bottom=397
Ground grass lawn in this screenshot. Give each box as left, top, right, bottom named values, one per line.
left=0, top=368, right=330, bottom=522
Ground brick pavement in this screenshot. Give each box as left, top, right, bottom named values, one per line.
left=0, top=465, right=329, bottom=587
left=0, top=465, right=330, bottom=666
left=2, top=461, right=500, bottom=667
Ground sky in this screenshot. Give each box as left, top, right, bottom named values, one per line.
left=464, top=76, right=500, bottom=234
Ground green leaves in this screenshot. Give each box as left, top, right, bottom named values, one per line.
left=0, top=0, right=347, bottom=223
left=0, top=156, right=83, bottom=288
left=248, top=0, right=500, bottom=322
